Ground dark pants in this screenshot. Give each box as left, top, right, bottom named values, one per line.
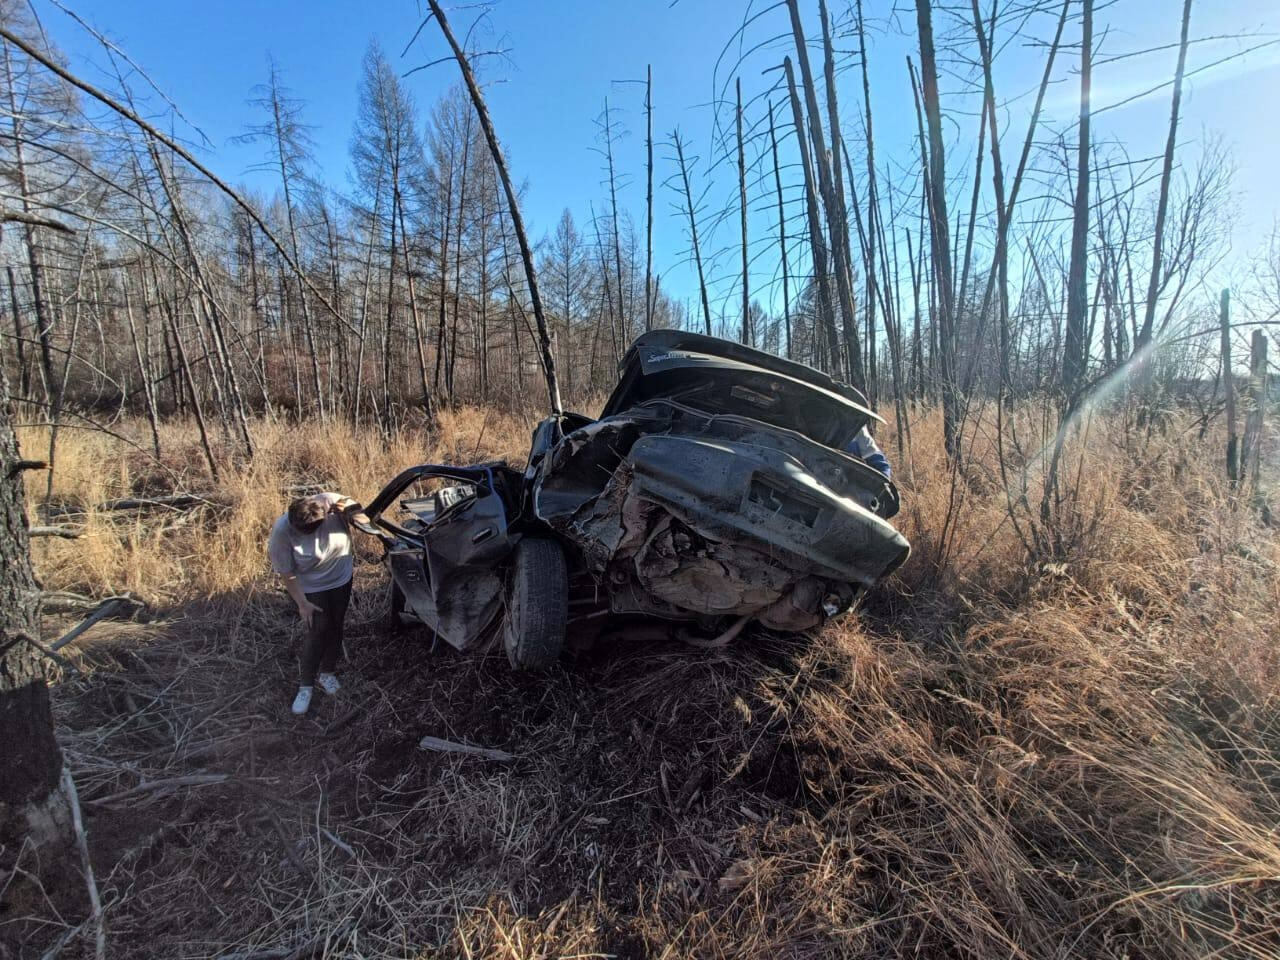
left=300, top=580, right=352, bottom=685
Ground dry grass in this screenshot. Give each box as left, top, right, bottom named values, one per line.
left=18, top=405, right=539, bottom=602
left=4, top=401, right=1279, bottom=959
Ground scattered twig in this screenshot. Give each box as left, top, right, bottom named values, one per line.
left=320, top=707, right=361, bottom=736
left=86, top=773, right=230, bottom=807
left=266, top=809, right=315, bottom=883
left=320, top=827, right=354, bottom=859
left=38, top=921, right=86, bottom=960
left=418, top=735, right=515, bottom=761
left=218, top=920, right=355, bottom=960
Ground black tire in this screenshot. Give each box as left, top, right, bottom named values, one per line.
left=387, top=581, right=406, bottom=634
left=503, top=538, right=568, bottom=670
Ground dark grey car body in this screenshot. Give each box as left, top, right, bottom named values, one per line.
left=363, top=331, right=909, bottom=659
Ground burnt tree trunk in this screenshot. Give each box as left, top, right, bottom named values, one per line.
left=427, top=0, right=562, bottom=415
left=1061, top=0, right=1092, bottom=404
left=1221, top=289, right=1238, bottom=483
left=673, top=130, right=712, bottom=337
left=0, top=358, right=68, bottom=856
left=767, top=101, right=791, bottom=359
left=913, top=2, right=958, bottom=457
left=645, top=65, right=655, bottom=332
left=736, top=77, right=750, bottom=346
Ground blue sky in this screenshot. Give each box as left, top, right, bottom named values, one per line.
left=39, top=0, right=1280, bottom=324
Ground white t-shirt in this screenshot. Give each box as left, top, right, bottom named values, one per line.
left=267, top=492, right=353, bottom=593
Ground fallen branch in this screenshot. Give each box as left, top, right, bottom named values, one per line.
left=41, top=493, right=217, bottom=519
left=321, top=707, right=361, bottom=736
left=320, top=827, right=355, bottom=859
left=418, top=735, right=515, bottom=761
left=41, top=591, right=145, bottom=615
left=29, top=525, right=83, bottom=539
left=62, top=768, right=105, bottom=960
left=266, top=809, right=315, bottom=883
left=51, top=597, right=136, bottom=651
left=87, top=773, right=230, bottom=807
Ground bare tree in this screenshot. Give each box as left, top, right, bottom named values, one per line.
left=1061, top=0, right=1093, bottom=404
left=1137, top=0, right=1195, bottom=353
left=671, top=129, right=712, bottom=336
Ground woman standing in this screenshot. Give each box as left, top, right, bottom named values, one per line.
left=267, top=492, right=367, bottom=715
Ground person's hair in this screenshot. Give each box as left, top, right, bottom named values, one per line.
left=287, top=496, right=327, bottom=531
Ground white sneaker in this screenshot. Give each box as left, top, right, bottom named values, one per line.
left=291, top=686, right=314, bottom=715
left=317, top=673, right=341, bottom=695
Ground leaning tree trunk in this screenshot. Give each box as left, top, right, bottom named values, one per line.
left=673, top=130, right=713, bottom=337
left=426, top=0, right=562, bottom=416
left=0, top=358, right=68, bottom=856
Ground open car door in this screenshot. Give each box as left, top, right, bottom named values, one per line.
left=361, top=464, right=520, bottom=650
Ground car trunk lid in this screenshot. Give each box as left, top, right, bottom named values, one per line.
left=601, top=331, right=879, bottom=450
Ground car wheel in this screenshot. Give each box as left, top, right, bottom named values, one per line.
left=503, top=537, right=568, bottom=670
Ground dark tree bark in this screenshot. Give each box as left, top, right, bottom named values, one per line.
left=1242, top=329, right=1267, bottom=494
left=0, top=352, right=68, bottom=857
left=1221, top=289, right=1238, bottom=483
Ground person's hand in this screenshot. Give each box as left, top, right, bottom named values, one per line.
left=297, top=599, right=323, bottom=627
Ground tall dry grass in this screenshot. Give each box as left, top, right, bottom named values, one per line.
left=18, top=405, right=539, bottom=602
left=11, top=400, right=1280, bottom=958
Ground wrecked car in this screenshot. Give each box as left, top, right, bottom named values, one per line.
left=355, top=331, right=910, bottom=669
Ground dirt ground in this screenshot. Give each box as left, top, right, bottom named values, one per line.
left=13, top=560, right=869, bottom=959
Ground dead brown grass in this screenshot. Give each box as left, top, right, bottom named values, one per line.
left=5, top=401, right=1279, bottom=959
